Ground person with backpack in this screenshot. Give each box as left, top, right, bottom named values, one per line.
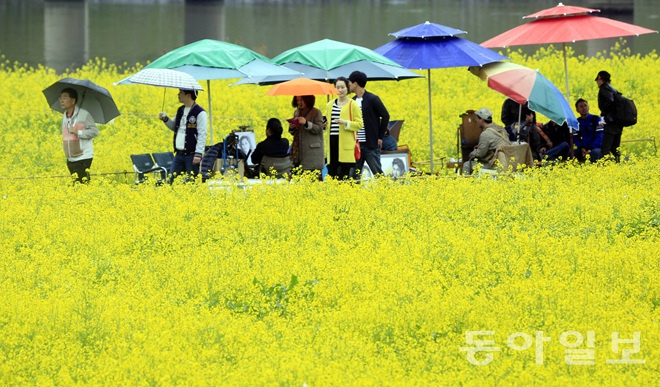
left=596, top=71, right=623, bottom=162
left=574, top=98, right=604, bottom=163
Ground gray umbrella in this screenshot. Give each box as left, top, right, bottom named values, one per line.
left=43, top=78, right=120, bottom=124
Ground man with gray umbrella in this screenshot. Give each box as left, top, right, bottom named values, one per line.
left=59, top=87, right=99, bottom=183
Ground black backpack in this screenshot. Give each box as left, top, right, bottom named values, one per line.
left=613, top=91, right=637, bottom=127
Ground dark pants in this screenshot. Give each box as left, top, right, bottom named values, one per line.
left=171, top=153, right=198, bottom=183
left=67, top=158, right=92, bottom=183
left=327, top=162, right=355, bottom=180
left=327, top=135, right=356, bottom=180
left=355, top=145, right=382, bottom=177
left=601, top=127, right=623, bottom=162
left=543, top=142, right=570, bottom=161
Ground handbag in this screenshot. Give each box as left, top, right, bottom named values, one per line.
left=349, top=100, right=361, bottom=161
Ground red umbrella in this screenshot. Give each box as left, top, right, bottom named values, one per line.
left=482, top=2, right=658, bottom=101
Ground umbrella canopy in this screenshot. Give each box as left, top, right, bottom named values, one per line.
left=265, top=78, right=339, bottom=96
left=482, top=2, right=658, bottom=100
left=375, top=21, right=507, bottom=173
left=469, top=62, right=579, bottom=130
left=116, top=68, right=204, bottom=90
left=272, top=38, right=401, bottom=70
left=43, top=78, right=120, bottom=124
left=235, top=60, right=422, bottom=85
left=145, top=39, right=301, bottom=81
left=138, top=39, right=301, bottom=143
left=376, top=35, right=507, bottom=70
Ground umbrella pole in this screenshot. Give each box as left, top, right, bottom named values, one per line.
left=563, top=43, right=575, bottom=158
left=207, top=80, right=213, bottom=145
left=562, top=43, right=570, bottom=102
left=428, top=69, right=434, bottom=174
left=162, top=88, right=166, bottom=112
left=517, top=104, right=522, bottom=143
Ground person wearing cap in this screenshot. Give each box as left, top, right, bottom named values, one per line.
left=158, top=89, right=207, bottom=182
left=462, top=107, right=510, bottom=175
left=596, top=70, right=622, bottom=162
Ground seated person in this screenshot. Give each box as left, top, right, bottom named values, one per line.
left=573, top=98, right=604, bottom=162
left=462, top=107, right=510, bottom=174
left=535, top=121, right=571, bottom=162
left=251, top=118, right=290, bottom=167
left=501, top=98, right=530, bottom=141
left=516, top=110, right=544, bottom=161
left=381, top=129, right=398, bottom=151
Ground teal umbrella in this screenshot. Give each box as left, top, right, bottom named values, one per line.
left=139, top=39, right=300, bottom=143
left=272, top=39, right=404, bottom=75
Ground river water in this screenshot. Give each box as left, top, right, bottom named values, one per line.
left=1, top=0, right=658, bottom=73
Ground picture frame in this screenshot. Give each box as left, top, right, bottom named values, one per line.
left=361, top=151, right=409, bottom=178
left=234, top=131, right=257, bottom=165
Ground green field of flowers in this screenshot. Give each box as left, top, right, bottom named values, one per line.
left=0, top=43, right=658, bottom=384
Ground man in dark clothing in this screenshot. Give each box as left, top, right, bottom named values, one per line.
left=537, top=121, right=571, bottom=162
left=348, top=71, right=389, bottom=176
left=501, top=98, right=530, bottom=141
left=251, top=118, right=290, bottom=166
left=596, top=70, right=623, bottom=162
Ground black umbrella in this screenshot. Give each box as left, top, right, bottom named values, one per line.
left=43, top=78, right=120, bottom=124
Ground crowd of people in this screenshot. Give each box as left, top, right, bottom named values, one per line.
left=58, top=69, right=626, bottom=183
left=462, top=70, right=623, bottom=175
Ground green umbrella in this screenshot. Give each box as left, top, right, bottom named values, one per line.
left=143, top=39, right=298, bottom=143
left=272, top=39, right=402, bottom=71
left=146, top=39, right=271, bottom=71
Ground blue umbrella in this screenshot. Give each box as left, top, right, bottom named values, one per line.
left=375, top=21, right=507, bottom=173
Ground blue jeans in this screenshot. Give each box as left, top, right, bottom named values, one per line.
left=171, top=153, right=198, bottom=182
left=543, top=142, right=570, bottom=161
left=356, top=145, right=382, bottom=176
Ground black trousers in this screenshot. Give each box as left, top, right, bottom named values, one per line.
left=67, top=158, right=93, bottom=183
left=601, top=125, right=623, bottom=162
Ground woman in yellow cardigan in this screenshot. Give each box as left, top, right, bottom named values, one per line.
left=325, top=76, right=363, bottom=180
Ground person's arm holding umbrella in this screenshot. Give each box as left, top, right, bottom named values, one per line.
left=159, top=111, right=176, bottom=131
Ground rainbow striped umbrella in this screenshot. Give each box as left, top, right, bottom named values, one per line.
left=469, top=62, right=578, bottom=130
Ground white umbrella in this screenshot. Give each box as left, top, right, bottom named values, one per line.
left=116, top=68, right=204, bottom=90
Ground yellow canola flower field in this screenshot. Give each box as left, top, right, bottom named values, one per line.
left=0, top=46, right=658, bottom=384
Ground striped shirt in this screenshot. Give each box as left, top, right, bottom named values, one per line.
left=330, top=101, right=341, bottom=136
left=355, top=97, right=366, bottom=143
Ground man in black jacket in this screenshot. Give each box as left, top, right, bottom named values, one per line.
left=596, top=70, right=623, bottom=162
left=349, top=71, right=390, bottom=176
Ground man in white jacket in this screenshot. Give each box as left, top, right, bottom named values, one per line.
left=60, top=88, right=99, bottom=183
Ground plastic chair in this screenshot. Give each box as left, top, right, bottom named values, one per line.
left=259, top=156, right=293, bottom=178
left=130, top=154, right=167, bottom=184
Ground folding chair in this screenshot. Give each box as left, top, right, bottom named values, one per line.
left=130, top=154, right=167, bottom=184
left=387, top=120, right=404, bottom=142
left=152, top=152, right=174, bottom=179
left=259, top=156, right=293, bottom=179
